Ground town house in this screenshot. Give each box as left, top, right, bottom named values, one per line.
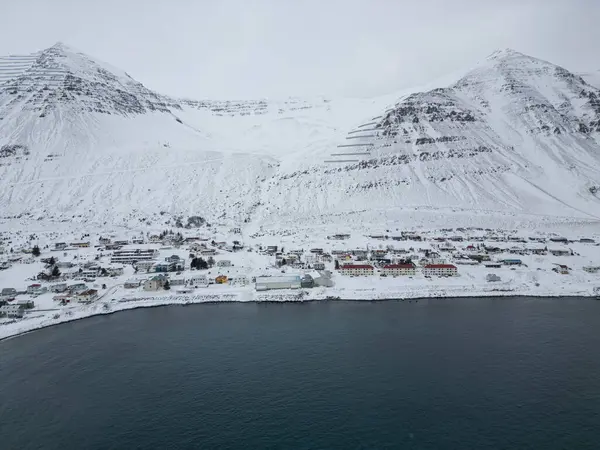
left=382, top=263, right=416, bottom=277
left=339, top=264, right=374, bottom=276
left=422, top=264, right=458, bottom=277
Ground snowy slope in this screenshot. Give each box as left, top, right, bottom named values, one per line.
left=252, top=49, right=600, bottom=229
left=0, top=44, right=599, bottom=230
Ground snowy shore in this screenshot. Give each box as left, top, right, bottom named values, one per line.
left=1, top=283, right=597, bottom=342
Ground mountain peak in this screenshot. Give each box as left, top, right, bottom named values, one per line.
left=486, top=48, right=527, bottom=61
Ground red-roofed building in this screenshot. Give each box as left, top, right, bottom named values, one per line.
left=382, top=263, right=416, bottom=276
left=339, top=264, right=374, bottom=276
left=422, top=264, right=458, bottom=277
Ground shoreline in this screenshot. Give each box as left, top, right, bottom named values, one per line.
left=1, top=291, right=597, bottom=343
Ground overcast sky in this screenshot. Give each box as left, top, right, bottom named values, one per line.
left=1, top=0, right=599, bottom=99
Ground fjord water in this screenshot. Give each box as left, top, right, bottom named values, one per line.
left=1, top=298, right=599, bottom=449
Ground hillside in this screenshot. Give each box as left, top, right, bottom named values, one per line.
left=0, top=44, right=599, bottom=232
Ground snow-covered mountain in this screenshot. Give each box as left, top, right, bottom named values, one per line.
left=1, top=43, right=599, bottom=230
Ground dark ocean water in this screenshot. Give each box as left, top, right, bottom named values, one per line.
left=1, top=298, right=600, bottom=450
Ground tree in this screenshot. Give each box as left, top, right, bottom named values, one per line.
left=280, top=258, right=287, bottom=266
left=48, top=256, right=56, bottom=266
left=32, top=245, right=41, bottom=257
left=335, top=260, right=340, bottom=270
left=198, top=258, right=208, bottom=270
left=207, top=256, right=215, bottom=268
left=51, top=266, right=61, bottom=278
left=164, top=280, right=171, bottom=290
left=102, top=284, right=107, bottom=289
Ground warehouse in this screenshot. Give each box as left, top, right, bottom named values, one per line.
left=255, top=275, right=301, bottom=291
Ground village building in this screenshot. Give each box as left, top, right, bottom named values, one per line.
left=580, top=238, right=596, bottom=244
left=124, top=279, right=142, bottom=289
left=0, top=304, right=24, bottom=318
left=216, top=260, right=232, bottom=268
left=80, top=268, right=99, bottom=279
left=189, top=242, right=206, bottom=252
left=328, top=234, right=351, bottom=240
left=255, top=275, right=302, bottom=291
left=49, top=283, right=68, bottom=293
left=113, top=240, right=130, bottom=246
left=422, top=264, right=458, bottom=277
left=229, top=275, right=249, bottom=286
left=420, top=257, right=446, bottom=266
left=105, top=267, right=124, bottom=277
left=549, top=237, right=568, bottom=243
left=312, top=262, right=326, bottom=271
left=188, top=274, right=208, bottom=287
left=484, top=262, right=502, bottom=268
left=54, top=242, right=68, bottom=251
left=467, top=254, right=491, bottom=262
left=99, top=237, right=112, bottom=245
left=502, top=259, right=522, bottom=266
left=200, top=248, right=217, bottom=256
left=370, top=250, right=388, bottom=260
left=68, top=283, right=88, bottom=293
left=56, top=261, right=75, bottom=269
left=111, top=249, right=158, bottom=264
left=53, top=294, right=72, bottom=303
left=75, top=289, right=99, bottom=303
left=26, top=284, right=47, bottom=296
left=527, top=247, right=547, bottom=255
left=134, top=260, right=155, bottom=272
left=168, top=276, right=186, bottom=286
left=486, top=273, right=501, bottom=282
left=16, top=299, right=35, bottom=309
left=339, top=264, right=375, bottom=276
left=549, top=249, right=571, bottom=256
left=149, top=235, right=162, bottom=243
left=583, top=266, right=600, bottom=274
left=153, top=261, right=177, bottom=273
left=553, top=265, right=570, bottom=275
left=71, top=241, right=90, bottom=248
left=131, top=237, right=145, bottom=244
left=143, top=275, right=168, bottom=291
left=1, top=287, right=17, bottom=300
left=382, top=263, right=416, bottom=277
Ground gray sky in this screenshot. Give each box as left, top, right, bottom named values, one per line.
left=1, top=0, right=599, bottom=99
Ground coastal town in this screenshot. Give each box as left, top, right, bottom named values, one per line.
left=1, top=225, right=600, bottom=338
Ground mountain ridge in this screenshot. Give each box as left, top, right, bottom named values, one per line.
left=0, top=43, right=599, bottom=231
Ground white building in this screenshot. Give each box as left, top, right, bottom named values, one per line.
left=339, top=265, right=375, bottom=276
left=0, top=304, right=24, bottom=318
left=75, top=289, right=99, bottom=303
left=188, top=274, right=209, bottom=287
left=111, top=249, right=158, bottom=264
left=255, top=276, right=301, bottom=291
left=169, top=276, right=186, bottom=286
left=583, top=266, right=600, bottom=274
left=216, top=260, right=232, bottom=267
left=49, top=283, right=68, bottom=293
left=229, top=275, right=249, bottom=286
left=422, top=264, right=458, bottom=277
left=26, top=284, right=47, bottom=296
left=124, top=279, right=142, bottom=289
left=382, top=264, right=416, bottom=276
left=134, top=260, right=156, bottom=272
